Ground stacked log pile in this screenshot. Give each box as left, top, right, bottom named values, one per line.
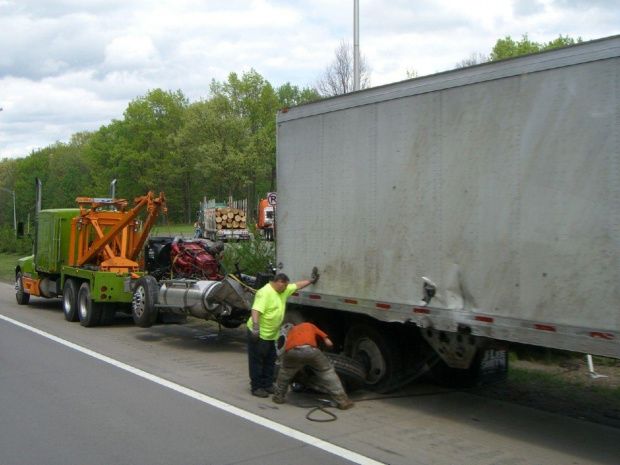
left=214, top=207, right=246, bottom=230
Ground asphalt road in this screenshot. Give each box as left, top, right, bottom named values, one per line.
left=1, top=282, right=618, bottom=465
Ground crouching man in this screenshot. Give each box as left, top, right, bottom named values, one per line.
left=272, top=322, right=354, bottom=410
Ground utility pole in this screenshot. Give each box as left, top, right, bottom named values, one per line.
left=353, top=0, right=360, bottom=91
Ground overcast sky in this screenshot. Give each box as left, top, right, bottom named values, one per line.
left=1, top=0, right=618, bottom=159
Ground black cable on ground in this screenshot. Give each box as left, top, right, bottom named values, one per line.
left=294, top=394, right=340, bottom=422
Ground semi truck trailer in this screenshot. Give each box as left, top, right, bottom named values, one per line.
left=275, top=36, right=619, bottom=391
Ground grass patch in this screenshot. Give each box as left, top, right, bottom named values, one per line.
left=149, top=222, right=196, bottom=237
left=509, top=342, right=583, bottom=365
left=508, top=365, right=565, bottom=386
left=0, top=252, right=22, bottom=283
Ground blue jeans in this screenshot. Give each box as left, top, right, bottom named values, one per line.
left=247, top=330, right=277, bottom=392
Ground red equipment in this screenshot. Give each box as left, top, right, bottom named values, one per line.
left=170, top=238, right=223, bottom=280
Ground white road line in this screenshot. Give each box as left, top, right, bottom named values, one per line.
left=0, top=314, right=384, bottom=465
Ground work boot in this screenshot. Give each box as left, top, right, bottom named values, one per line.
left=252, top=388, right=269, bottom=398
left=337, top=398, right=354, bottom=410
left=272, top=394, right=285, bottom=404
left=264, top=385, right=276, bottom=394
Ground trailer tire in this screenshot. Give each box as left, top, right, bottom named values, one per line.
left=15, top=271, right=30, bottom=305
left=292, top=352, right=367, bottom=394
left=78, top=282, right=102, bottom=327
left=63, top=279, right=79, bottom=322
left=132, top=276, right=159, bottom=328
left=344, top=323, right=403, bottom=393
left=325, top=352, right=367, bottom=392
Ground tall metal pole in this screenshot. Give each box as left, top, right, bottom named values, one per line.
left=353, top=0, right=360, bottom=91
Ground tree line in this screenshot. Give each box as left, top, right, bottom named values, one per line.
left=0, top=71, right=320, bottom=227
left=0, top=34, right=582, bottom=229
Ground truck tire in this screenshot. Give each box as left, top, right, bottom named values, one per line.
left=15, top=271, right=30, bottom=305
left=78, top=282, right=102, bottom=327
left=63, top=279, right=79, bottom=322
left=132, top=276, right=159, bottom=328
left=292, top=352, right=367, bottom=394
left=344, top=323, right=403, bottom=393
left=325, top=352, right=367, bottom=393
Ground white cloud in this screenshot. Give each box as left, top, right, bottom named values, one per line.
left=0, top=0, right=618, bottom=158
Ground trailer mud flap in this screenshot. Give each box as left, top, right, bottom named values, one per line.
left=477, top=346, right=509, bottom=386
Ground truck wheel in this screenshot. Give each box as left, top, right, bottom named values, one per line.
left=344, top=323, right=403, bottom=393
left=15, top=271, right=30, bottom=305
left=63, top=279, right=79, bottom=322
left=78, top=282, right=102, bottom=327
left=325, top=352, right=367, bottom=393
left=132, top=276, right=159, bottom=328
left=292, top=353, right=367, bottom=394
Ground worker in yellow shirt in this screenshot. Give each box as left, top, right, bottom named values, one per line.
left=247, top=269, right=318, bottom=398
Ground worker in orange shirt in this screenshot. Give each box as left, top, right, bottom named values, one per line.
left=272, top=322, right=354, bottom=410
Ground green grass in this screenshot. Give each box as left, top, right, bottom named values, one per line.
left=149, top=223, right=196, bottom=237
left=0, top=252, right=22, bottom=283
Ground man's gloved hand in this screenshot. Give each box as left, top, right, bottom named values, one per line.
left=251, top=323, right=260, bottom=342
left=309, top=266, right=320, bottom=284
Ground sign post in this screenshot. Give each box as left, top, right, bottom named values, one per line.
left=267, top=192, right=277, bottom=240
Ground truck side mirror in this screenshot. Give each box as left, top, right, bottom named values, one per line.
left=17, top=222, right=25, bottom=237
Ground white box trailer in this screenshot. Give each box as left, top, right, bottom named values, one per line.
left=276, top=36, right=619, bottom=391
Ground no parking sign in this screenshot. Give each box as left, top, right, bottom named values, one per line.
left=267, top=192, right=277, bottom=206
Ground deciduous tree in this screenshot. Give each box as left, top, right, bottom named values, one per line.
left=315, top=40, right=372, bottom=96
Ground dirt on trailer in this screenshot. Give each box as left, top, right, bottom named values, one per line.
left=472, top=358, right=620, bottom=429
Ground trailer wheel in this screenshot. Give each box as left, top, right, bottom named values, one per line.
left=292, top=353, right=367, bottom=394
left=78, top=282, right=102, bottom=327
left=132, top=276, right=159, bottom=328
left=63, top=279, right=79, bottom=322
left=325, top=352, right=367, bottom=393
left=15, top=271, right=30, bottom=305
left=344, top=323, right=403, bottom=393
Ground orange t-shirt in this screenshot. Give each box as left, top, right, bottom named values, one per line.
left=284, top=322, right=328, bottom=351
